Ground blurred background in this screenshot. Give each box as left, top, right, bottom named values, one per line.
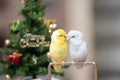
left=0, top=0, right=120, bottom=80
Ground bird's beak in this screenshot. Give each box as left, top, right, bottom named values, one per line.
left=65, top=35, right=69, bottom=40
left=64, top=35, right=66, bottom=39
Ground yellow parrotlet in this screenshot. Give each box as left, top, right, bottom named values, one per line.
left=50, top=29, right=68, bottom=72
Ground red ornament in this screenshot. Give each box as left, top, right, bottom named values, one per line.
left=8, top=52, right=22, bottom=65
left=24, top=0, right=28, bottom=3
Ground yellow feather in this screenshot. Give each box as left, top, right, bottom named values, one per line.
left=50, top=29, right=68, bottom=72
left=54, top=65, right=62, bottom=72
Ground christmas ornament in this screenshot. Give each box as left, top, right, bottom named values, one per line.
left=43, top=19, right=56, bottom=27
left=24, top=0, right=28, bottom=3
left=5, top=74, right=11, bottom=80
left=50, top=29, right=68, bottom=72
left=5, top=39, right=10, bottom=46
left=21, top=0, right=25, bottom=7
left=46, top=52, right=51, bottom=58
left=67, top=30, right=88, bottom=69
left=20, top=34, right=50, bottom=48
left=49, top=23, right=57, bottom=29
left=8, top=52, right=22, bottom=65
left=43, top=19, right=57, bottom=33
left=10, top=20, right=20, bottom=33
left=49, top=29, right=52, bottom=33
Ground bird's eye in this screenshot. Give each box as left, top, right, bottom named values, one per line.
left=72, top=36, right=75, bottom=38
left=59, top=35, right=63, bottom=37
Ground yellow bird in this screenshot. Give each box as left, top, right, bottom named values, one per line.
left=50, top=29, right=68, bottom=72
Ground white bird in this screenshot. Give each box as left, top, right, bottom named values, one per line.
left=67, top=30, right=88, bottom=69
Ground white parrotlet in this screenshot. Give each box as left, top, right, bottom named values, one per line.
left=67, top=30, right=88, bottom=69
left=50, top=29, right=68, bottom=72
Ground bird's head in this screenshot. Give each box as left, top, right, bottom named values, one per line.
left=67, top=30, right=84, bottom=44
left=51, top=29, right=67, bottom=44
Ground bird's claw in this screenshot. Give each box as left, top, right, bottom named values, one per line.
left=72, top=61, right=75, bottom=65
left=84, top=62, right=87, bottom=66
left=62, top=61, right=65, bottom=66
left=53, top=61, right=57, bottom=65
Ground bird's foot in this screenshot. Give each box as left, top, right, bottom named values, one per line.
left=62, top=61, right=65, bottom=66
left=84, top=62, right=87, bottom=66
left=72, top=61, right=75, bottom=65
left=53, top=61, right=58, bottom=65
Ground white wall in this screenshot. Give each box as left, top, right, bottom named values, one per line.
left=95, top=0, right=120, bottom=80
left=0, top=0, right=22, bottom=47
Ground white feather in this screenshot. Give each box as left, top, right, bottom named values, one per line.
left=67, top=30, right=88, bottom=69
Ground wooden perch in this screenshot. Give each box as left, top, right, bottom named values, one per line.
left=48, top=62, right=97, bottom=80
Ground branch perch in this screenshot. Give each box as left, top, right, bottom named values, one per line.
left=48, top=62, right=97, bottom=80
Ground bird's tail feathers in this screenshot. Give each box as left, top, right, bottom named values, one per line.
left=75, top=64, right=84, bottom=69
left=54, top=65, right=62, bottom=72
left=75, top=61, right=86, bottom=69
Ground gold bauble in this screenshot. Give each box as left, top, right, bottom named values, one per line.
left=5, top=74, right=11, bottom=80
left=49, top=23, right=57, bottom=29
left=43, top=19, right=56, bottom=27
left=5, top=39, right=10, bottom=46
left=47, top=52, right=51, bottom=58
left=49, top=29, right=52, bottom=33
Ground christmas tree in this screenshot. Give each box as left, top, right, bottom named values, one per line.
left=0, top=0, right=61, bottom=79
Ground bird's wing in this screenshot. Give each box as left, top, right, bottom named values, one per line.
left=50, top=42, right=68, bottom=62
